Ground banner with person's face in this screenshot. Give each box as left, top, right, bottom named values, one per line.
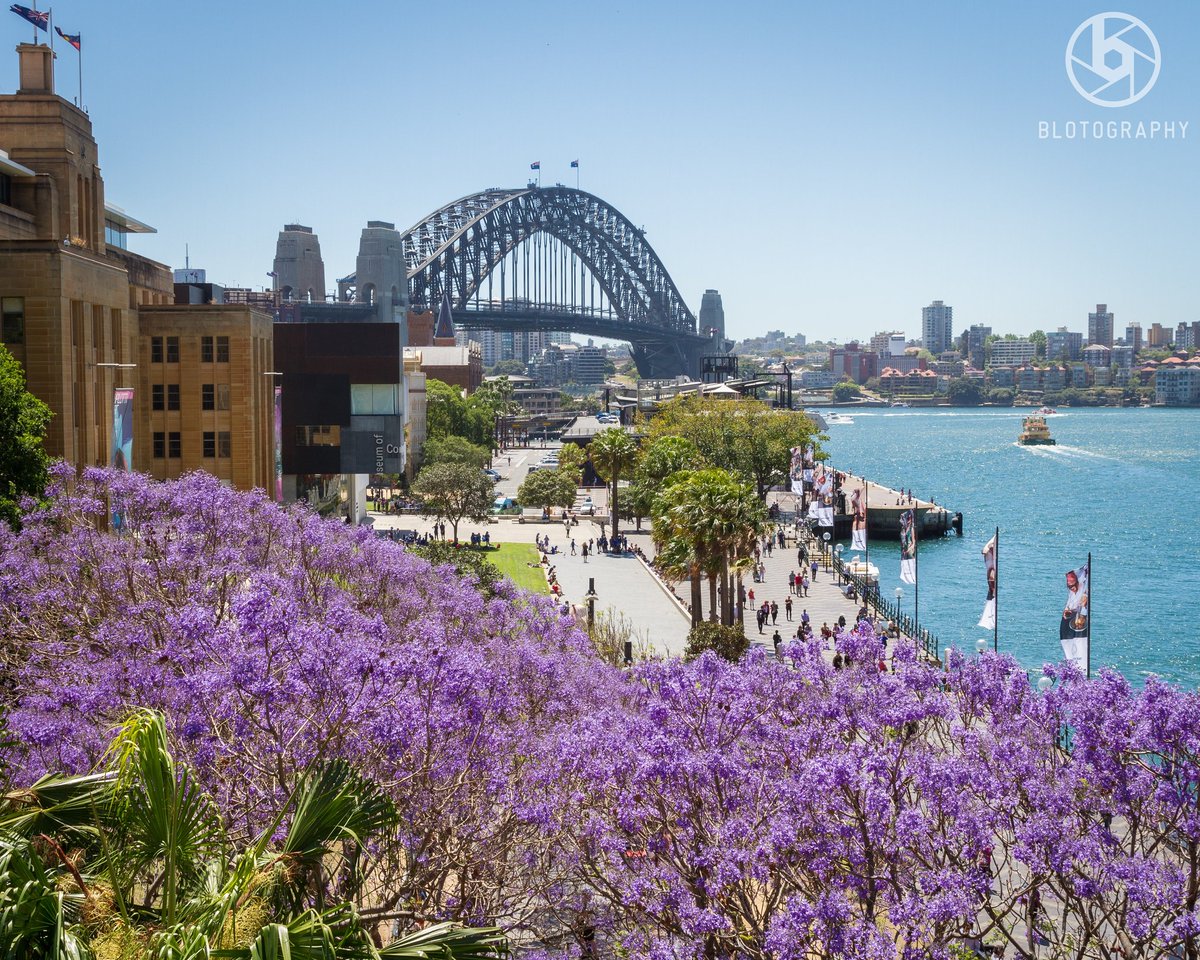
left=899, top=509, right=917, bottom=584
left=789, top=446, right=804, bottom=495
left=1059, top=563, right=1089, bottom=670
left=978, top=534, right=997, bottom=630
left=802, top=444, right=815, bottom=483
left=851, top=488, right=867, bottom=552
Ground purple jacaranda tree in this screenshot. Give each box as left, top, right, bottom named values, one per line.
left=2, top=466, right=1199, bottom=958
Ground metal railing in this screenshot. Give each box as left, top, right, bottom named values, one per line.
left=831, top=554, right=941, bottom=663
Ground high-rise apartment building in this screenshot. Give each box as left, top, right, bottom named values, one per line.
left=1046, top=327, right=1083, bottom=362
left=966, top=324, right=991, bottom=369
left=1148, top=323, right=1170, bottom=348
left=1088, top=303, right=1114, bottom=348
left=921, top=300, right=953, bottom=355
left=1124, top=323, right=1143, bottom=355
left=869, top=330, right=904, bottom=356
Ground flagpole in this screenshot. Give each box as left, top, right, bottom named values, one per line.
left=48, top=7, right=53, bottom=52
left=993, top=526, right=999, bottom=652
left=31, top=0, right=39, bottom=43
left=914, top=516, right=920, bottom=647
left=863, top=481, right=869, bottom=574
left=77, top=35, right=82, bottom=109
left=1086, top=552, right=1092, bottom=679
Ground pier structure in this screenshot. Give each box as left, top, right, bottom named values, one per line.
left=823, top=472, right=962, bottom=540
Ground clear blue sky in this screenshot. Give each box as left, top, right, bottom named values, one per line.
left=9, top=0, right=1197, bottom=343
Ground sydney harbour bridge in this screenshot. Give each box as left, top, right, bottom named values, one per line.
left=400, top=186, right=727, bottom=379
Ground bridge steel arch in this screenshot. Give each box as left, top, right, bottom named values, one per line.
left=401, top=186, right=713, bottom=378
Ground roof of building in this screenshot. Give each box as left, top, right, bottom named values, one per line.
left=416, top=345, right=478, bottom=366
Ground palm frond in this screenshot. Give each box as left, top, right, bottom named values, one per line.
left=378, top=923, right=509, bottom=960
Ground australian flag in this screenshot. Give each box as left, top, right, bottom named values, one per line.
left=530, top=161, right=540, bottom=170
left=570, top=160, right=579, bottom=168
left=10, top=4, right=49, bottom=30
left=55, top=25, right=81, bottom=50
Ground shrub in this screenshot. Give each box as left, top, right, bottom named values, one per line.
left=684, top=621, right=750, bottom=662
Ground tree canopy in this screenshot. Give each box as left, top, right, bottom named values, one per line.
left=0, top=343, right=51, bottom=529
left=517, top=467, right=578, bottom=513
left=640, top=396, right=821, bottom=498
left=411, top=461, right=494, bottom=542
left=422, top=434, right=492, bottom=470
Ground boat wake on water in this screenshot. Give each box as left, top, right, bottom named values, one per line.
left=1016, top=442, right=1115, bottom=461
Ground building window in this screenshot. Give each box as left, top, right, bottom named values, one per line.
left=201, top=383, right=215, bottom=410
left=295, top=425, right=341, bottom=446
left=153, top=432, right=165, bottom=458
left=167, top=384, right=180, bottom=411
left=216, top=336, right=229, bottom=362
left=0, top=172, right=11, bottom=206
left=350, top=383, right=399, bottom=415
left=151, top=337, right=163, bottom=363
left=203, top=431, right=216, bottom=458
left=168, top=432, right=181, bottom=458
left=166, top=336, right=179, bottom=363
left=217, top=384, right=230, bottom=410
left=201, top=336, right=213, bottom=362
left=152, top=384, right=164, bottom=410
left=218, top=431, right=231, bottom=458
left=1, top=297, right=24, bottom=345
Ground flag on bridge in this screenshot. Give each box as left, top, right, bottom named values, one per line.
left=55, top=24, right=80, bottom=49
left=10, top=4, right=49, bottom=30
left=851, top=488, right=867, bottom=552
left=899, top=509, right=917, bottom=585
left=530, top=161, right=541, bottom=170
left=570, top=159, right=579, bottom=168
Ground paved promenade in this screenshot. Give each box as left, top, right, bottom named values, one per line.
left=369, top=511, right=692, bottom=657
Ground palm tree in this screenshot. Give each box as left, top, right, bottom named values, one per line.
left=651, top=470, right=766, bottom=627
left=0, top=709, right=508, bottom=960
left=587, top=428, right=638, bottom=545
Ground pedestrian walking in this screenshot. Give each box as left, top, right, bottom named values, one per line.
left=788, top=571, right=795, bottom=594
left=571, top=539, right=576, bottom=555
left=582, top=543, right=589, bottom=563
left=772, top=629, right=782, bottom=651
left=785, top=596, right=793, bottom=621
left=810, top=559, right=818, bottom=582
left=756, top=608, right=765, bottom=634
left=770, top=601, right=779, bottom=625
left=747, top=588, right=755, bottom=604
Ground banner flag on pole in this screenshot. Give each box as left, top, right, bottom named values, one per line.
left=1059, top=562, right=1089, bottom=671
left=10, top=4, right=48, bottom=30
left=54, top=24, right=80, bottom=49
left=815, top=466, right=834, bottom=527
left=789, top=446, right=804, bottom=495
left=978, top=533, right=997, bottom=630
left=899, top=509, right=917, bottom=584
left=570, top=159, right=579, bottom=168
left=851, top=487, right=867, bottom=552
left=802, top=444, right=815, bottom=483
left=529, top=161, right=541, bottom=170
left=274, top=386, right=283, bottom=502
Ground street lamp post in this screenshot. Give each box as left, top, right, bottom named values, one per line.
left=976, top=637, right=989, bottom=655
left=585, top=577, right=597, bottom=631
left=835, top=544, right=843, bottom=584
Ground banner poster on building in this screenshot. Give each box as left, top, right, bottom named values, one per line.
left=1060, top=562, right=1089, bottom=670
left=274, top=385, right=284, bottom=502
left=789, top=446, right=804, bottom=495
left=111, top=387, right=134, bottom=472
left=978, top=534, right=997, bottom=630
left=851, top=487, right=867, bottom=552
left=803, top=444, right=815, bottom=483
left=899, top=509, right=917, bottom=584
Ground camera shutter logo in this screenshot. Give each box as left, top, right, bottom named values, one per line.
left=1066, top=12, right=1160, bottom=107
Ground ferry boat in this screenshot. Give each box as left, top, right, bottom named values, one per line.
left=1018, top=415, right=1056, bottom=445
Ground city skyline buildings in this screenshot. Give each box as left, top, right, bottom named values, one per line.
left=7, top=2, right=1198, bottom=345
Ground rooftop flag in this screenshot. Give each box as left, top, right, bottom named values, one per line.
left=570, top=159, right=579, bottom=168
left=10, top=4, right=49, bottom=30
left=54, top=24, right=80, bottom=50
left=530, top=161, right=541, bottom=170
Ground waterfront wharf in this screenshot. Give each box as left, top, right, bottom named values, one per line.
left=787, top=472, right=962, bottom=540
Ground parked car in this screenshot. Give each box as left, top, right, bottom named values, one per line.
left=483, top=469, right=501, bottom=481
left=492, top=496, right=514, bottom=512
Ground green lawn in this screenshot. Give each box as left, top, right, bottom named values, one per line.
left=485, top=542, right=550, bottom=594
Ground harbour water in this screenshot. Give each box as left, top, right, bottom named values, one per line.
left=817, top=407, right=1200, bottom=688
